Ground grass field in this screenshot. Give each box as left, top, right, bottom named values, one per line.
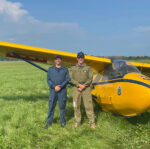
left=0, top=61, right=150, bottom=149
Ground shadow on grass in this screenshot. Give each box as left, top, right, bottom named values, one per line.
left=127, top=111, right=150, bottom=125
left=0, top=94, right=49, bottom=101
left=111, top=110, right=150, bottom=125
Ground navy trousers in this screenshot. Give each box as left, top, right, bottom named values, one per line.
left=47, top=88, right=67, bottom=125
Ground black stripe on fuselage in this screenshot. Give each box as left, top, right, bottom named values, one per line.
left=93, top=79, right=150, bottom=88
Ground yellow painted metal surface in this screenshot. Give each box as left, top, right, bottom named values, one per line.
left=130, top=61, right=150, bottom=69
left=92, top=73, right=150, bottom=117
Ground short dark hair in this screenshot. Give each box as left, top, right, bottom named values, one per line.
left=54, top=55, right=62, bottom=60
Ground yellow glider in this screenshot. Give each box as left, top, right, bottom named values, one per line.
left=0, top=41, right=150, bottom=117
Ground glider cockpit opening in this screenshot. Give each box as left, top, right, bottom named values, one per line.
left=102, top=60, right=141, bottom=81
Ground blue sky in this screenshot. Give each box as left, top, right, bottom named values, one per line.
left=0, top=0, right=150, bottom=56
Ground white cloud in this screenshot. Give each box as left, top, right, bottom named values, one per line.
left=0, top=0, right=28, bottom=21
left=0, top=0, right=87, bottom=51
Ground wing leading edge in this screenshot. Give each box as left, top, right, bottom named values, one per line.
left=0, top=41, right=150, bottom=74
left=0, top=41, right=111, bottom=72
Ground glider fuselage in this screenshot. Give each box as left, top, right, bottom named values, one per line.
left=92, top=60, right=150, bottom=117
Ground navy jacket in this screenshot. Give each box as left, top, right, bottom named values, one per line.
left=47, top=65, right=70, bottom=90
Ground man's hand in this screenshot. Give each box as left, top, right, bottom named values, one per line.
left=79, top=84, right=86, bottom=90
left=55, top=85, right=61, bottom=92
left=77, top=88, right=82, bottom=92
left=77, top=84, right=86, bottom=92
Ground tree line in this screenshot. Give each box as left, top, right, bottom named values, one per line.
left=0, top=56, right=150, bottom=61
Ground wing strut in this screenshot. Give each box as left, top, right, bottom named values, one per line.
left=11, top=52, right=73, bottom=86
left=12, top=52, right=48, bottom=73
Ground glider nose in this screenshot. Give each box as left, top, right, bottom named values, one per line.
left=139, top=90, right=150, bottom=111
left=121, top=82, right=150, bottom=117
left=131, top=76, right=150, bottom=115
left=118, top=73, right=150, bottom=117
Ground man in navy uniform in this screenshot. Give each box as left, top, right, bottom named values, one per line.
left=45, top=55, right=70, bottom=129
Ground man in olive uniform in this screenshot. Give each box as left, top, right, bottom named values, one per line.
left=70, top=52, right=96, bottom=129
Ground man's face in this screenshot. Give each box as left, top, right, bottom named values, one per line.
left=77, top=58, right=84, bottom=65
left=55, top=58, right=62, bottom=65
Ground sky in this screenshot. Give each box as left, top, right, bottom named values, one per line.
left=0, top=0, right=150, bottom=56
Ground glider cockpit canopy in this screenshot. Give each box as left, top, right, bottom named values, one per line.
left=102, top=60, right=141, bottom=81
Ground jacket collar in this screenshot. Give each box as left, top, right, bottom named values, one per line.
left=76, top=63, right=86, bottom=67
left=54, top=65, right=64, bottom=69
